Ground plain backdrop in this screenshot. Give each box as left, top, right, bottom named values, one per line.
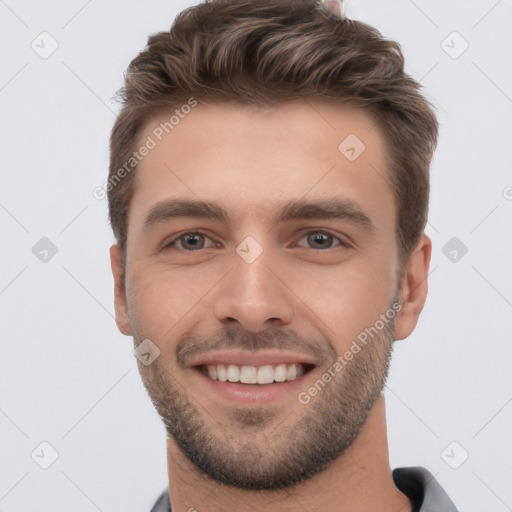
left=1, top=1, right=511, bottom=511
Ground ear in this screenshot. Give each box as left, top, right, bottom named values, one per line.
left=395, top=234, right=432, bottom=341
left=110, top=244, right=132, bottom=336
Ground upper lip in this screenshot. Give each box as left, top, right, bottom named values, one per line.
left=188, top=350, right=320, bottom=368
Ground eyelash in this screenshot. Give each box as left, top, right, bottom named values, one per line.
left=162, top=230, right=350, bottom=252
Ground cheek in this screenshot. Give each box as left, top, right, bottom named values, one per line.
left=125, top=262, right=224, bottom=340
left=293, top=251, right=397, bottom=345
left=125, top=267, right=194, bottom=338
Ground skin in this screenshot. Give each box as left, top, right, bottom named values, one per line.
left=110, top=97, right=431, bottom=512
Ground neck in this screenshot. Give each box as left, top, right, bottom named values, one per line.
left=165, top=396, right=412, bottom=512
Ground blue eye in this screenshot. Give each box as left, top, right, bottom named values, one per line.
left=163, top=230, right=348, bottom=252
left=295, top=231, right=347, bottom=250
left=164, top=232, right=218, bottom=251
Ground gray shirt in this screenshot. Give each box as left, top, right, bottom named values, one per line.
left=149, top=466, right=459, bottom=511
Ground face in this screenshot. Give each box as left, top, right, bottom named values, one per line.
left=111, top=97, right=415, bottom=489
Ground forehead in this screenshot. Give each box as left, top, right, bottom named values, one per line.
left=129, top=97, right=394, bottom=229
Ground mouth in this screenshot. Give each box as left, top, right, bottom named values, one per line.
left=197, top=362, right=316, bottom=384
left=189, top=351, right=320, bottom=404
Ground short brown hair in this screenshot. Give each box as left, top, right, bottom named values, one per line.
left=108, top=0, right=438, bottom=268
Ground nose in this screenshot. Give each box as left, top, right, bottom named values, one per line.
left=212, top=249, right=296, bottom=333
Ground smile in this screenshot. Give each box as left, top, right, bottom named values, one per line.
left=199, top=363, right=314, bottom=384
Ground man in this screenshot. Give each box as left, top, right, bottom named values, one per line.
left=107, top=0, right=459, bottom=510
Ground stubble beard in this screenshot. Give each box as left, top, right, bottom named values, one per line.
left=136, top=307, right=396, bottom=490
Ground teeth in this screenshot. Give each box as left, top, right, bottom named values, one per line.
left=240, top=365, right=257, bottom=384
left=227, top=364, right=240, bottom=382
left=207, top=365, right=217, bottom=380
left=274, top=364, right=287, bottom=382
left=257, top=365, right=274, bottom=384
left=217, top=364, right=228, bottom=382
left=286, top=364, right=297, bottom=381
left=204, top=363, right=308, bottom=384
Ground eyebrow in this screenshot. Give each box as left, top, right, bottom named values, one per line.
left=143, top=197, right=375, bottom=233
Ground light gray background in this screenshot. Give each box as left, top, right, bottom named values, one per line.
left=1, top=1, right=511, bottom=511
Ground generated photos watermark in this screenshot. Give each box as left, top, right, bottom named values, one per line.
left=298, top=300, right=402, bottom=405
left=93, top=98, right=198, bottom=200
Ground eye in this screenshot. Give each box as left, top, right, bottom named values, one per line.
left=163, top=231, right=220, bottom=251
left=162, top=230, right=349, bottom=253
left=294, top=231, right=349, bottom=250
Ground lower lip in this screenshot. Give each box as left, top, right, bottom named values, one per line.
left=194, top=367, right=315, bottom=404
